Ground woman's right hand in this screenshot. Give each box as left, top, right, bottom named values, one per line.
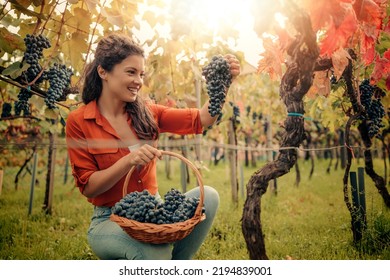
left=127, top=144, right=162, bottom=166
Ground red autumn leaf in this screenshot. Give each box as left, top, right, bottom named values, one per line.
left=257, top=38, right=284, bottom=80
left=319, top=7, right=358, bottom=56
left=370, top=50, right=390, bottom=83
left=353, top=0, right=383, bottom=28
left=360, top=33, right=376, bottom=65
left=274, top=25, right=293, bottom=51
left=302, top=0, right=348, bottom=31
left=384, top=49, right=390, bottom=60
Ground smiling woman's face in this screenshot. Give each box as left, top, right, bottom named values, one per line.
left=99, top=54, right=145, bottom=103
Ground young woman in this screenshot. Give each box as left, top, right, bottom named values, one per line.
left=65, top=33, right=240, bottom=260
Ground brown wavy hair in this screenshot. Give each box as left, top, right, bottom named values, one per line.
left=81, top=33, right=159, bottom=140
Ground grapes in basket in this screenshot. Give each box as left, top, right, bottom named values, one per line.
left=112, top=189, right=205, bottom=224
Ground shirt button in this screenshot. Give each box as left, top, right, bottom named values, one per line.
left=138, top=180, right=142, bottom=183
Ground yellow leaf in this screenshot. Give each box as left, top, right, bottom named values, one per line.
left=142, top=10, right=165, bottom=27
left=62, top=31, right=88, bottom=71
left=67, top=7, right=91, bottom=32
left=307, top=71, right=331, bottom=98
left=0, top=28, right=25, bottom=54
left=84, top=0, right=99, bottom=12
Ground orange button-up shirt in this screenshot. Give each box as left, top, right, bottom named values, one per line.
left=65, top=100, right=203, bottom=207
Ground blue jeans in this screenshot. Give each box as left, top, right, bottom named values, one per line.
left=87, top=186, right=219, bottom=260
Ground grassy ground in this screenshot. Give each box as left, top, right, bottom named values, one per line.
left=0, top=150, right=389, bottom=260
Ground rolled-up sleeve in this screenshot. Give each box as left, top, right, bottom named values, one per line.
left=65, top=112, right=97, bottom=193
left=151, top=104, right=203, bottom=134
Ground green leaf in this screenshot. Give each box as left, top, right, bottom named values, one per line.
left=1, top=61, right=29, bottom=79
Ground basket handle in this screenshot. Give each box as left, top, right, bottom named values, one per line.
left=122, top=150, right=205, bottom=219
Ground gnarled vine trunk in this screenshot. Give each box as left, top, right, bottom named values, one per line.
left=241, top=5, right=319, bottom=260
left=342, top=51, right=390, bottom=209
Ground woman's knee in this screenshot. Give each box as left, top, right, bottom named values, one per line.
left=203, top=185, right=220, bottom=206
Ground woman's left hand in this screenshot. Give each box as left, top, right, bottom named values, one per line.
left=224, top=54, right=241, bottom=80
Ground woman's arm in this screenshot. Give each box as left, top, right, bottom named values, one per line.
left=199, top=54, right=241, bottom=128
left=83, top=144, right=162, bottom=198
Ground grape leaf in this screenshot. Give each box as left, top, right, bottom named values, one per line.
left=370, top=49, right=390, bottom=83
left=319, top=7, right=358, bottom=56
left=8, top=0, right=46, bottom=19
left=257, top=38, right=284, bottom=80
left=331, top=48, right=351, bottom=80
left=360, top=34, right=376, bottom=65
left=353, top=0, right=383, bottom=28
left=0, top=28, right=25, bottom=54
left=62, top=31, right=88, bottom=71
left=1, top=61, right=30, bottom=79
left=307, top=70, right=331, bottom=99
left=84, top=0, right=99, bottom=12
left=302, top=0, right=349, bottom=31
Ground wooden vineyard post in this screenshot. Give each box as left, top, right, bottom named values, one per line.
left=228, top=119, right=238, bottom=203
left=43, top=131, right=57, bottom=214
left=349, top=167, right=367, bottom=242
left=194, top=78, right=202, bottom=163
left=28, top=152, right=38, bottom=215
left=0, top=169, right=3, bottom=195
left=63, top=153, right=69, bottom=184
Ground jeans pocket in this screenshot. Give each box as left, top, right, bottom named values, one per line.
left=88, top=206, right=112, bottom=233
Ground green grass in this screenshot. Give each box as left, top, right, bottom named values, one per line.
left=1, top=152, right=389, bottom=260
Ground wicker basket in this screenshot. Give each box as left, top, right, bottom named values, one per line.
left=110, top=150, right=206, bottom=244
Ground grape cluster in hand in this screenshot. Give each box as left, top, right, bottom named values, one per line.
left=112, top=189, right=205, bottom=224
left=45, top=63, right=73, bottom=109
left=202, top=55, right=232, bottom=117
left=359, top=79, right=386, bottom=138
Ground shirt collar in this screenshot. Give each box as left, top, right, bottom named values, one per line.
left=84, top=99, right=99, bottom=120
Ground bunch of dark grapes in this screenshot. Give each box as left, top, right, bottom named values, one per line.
left=246, top=105, right=251, bottom=117
left=359, top=79, right=386, bottom=138
left=229, top=101, right=240, bottom=124
left=22, top=34, right=51, bottom=83
left=14, top=88, right=32, bottom=116
left=45, top=63, right=73, bottom=109
left=13, top=34, right=51, bottom=116
left=202, top=55, right=232, bottom=117
left=1, top=102, right=12, bottom=118
left=112, top=188, right=205, bottom=224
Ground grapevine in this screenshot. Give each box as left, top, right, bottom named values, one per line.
left=358, top=79, right=386, bottom=138
left=112, top=189, right=205, bottom=224
left=202, top=55, right=232, bottom=117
